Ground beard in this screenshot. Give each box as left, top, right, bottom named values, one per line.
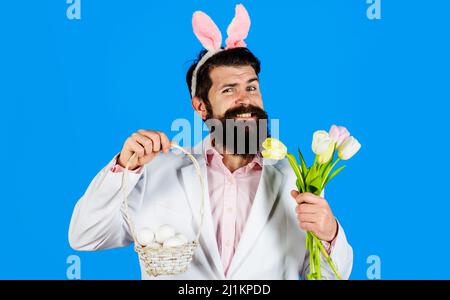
left=204, top=104, right=270, bottom=159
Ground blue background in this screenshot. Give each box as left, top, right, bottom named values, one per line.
left=0, top=0, right=449, bottom=279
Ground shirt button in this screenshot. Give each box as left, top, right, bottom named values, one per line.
left=227, top=207, right=233, bottom=213
left=225, top=240, right=231, bottom=247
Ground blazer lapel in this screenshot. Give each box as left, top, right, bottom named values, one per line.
left=226, top=161, right=283, bottom=278
left=179, top=146, right=225, bottom=279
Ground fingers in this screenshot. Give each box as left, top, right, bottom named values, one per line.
left=297, top=213, right=317, bottom=223
left=298, top=222, right=315, bottom=232
left=138, top=130, right=171, bottom=153
left=291, top=190, right=321, bottom=205
left=156, top=131, right=171, bottom=153
left=119, top=130, right=171, bottom=169
left=138, top=130, right=160, bottom=152
left=126, top=138, right=145, bottom=157
left=118, top=137, right=141, bottom=169
left=291, top=189, right=336, bottom=240
left=132, top=133, right=153, bottom=156
left=295, top=203, right=319, bottom=214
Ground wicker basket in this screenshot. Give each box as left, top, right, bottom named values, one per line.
left=121, top=142, right=205, bottom=277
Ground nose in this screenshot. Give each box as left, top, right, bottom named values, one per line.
left=235, top=89, right=251, bottom=106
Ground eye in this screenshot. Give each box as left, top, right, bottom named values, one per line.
left=247, top=86, right=258, bottom=92
left=222, top=88, right=233, bottom=94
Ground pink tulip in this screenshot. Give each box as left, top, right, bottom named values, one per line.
left=329, top=125, right=350, bottom=147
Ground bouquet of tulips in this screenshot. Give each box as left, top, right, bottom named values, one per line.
left=261, top=125, right=361, bottom=280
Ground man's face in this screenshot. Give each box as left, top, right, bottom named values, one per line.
left=203, top=65, right=269, bottom=157
left=207, top=65, right=263, bottom=118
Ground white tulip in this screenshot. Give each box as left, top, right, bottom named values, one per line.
left=338, top=136, right=361, bottom=160
left=136, top=228, right=155, bottom=246
left=317, top=142, right=334, bottom=164
left=155, top=225, right=176, bottom=243
left=312, top=130, right=333, bottom=155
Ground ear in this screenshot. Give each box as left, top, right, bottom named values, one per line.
left=225, top=4, right=251, bottom=49
left=191, top=96, right=207, bottom=120
left=192, top=11, right=222, bottom=51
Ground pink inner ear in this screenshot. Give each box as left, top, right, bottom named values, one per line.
left=225, top=4, right=251, bottom=49
left=192, top=11, right=222, bottom=50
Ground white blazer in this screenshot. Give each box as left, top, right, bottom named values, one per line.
left=69, top=136, right=353, bottom=280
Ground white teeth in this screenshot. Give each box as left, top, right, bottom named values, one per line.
left=237, top=113, right=252, bottom=118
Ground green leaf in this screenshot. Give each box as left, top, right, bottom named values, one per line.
left=321, top=163, right=332, bottom=181
left=324, top=165, right=346, bottom=186
left=296, top=179, right=305, bottom=193
left=286, top=153, right=305, bottom=192
left=304, top=168, right=310, bottom=181
left=306, top=162, right=320, bottom=186
left=307, top=185, right=317, bottom=194
left=316, top=162, right=323, bottom=175
left=286, top=153, right=300, bottom=177
left=321, top=158, right=341, bottom=189
left=309, top=176, right=323, bottom=196
left=297, top=147, right=308, bottom=175
left=305, top=165, right=315, bottom=186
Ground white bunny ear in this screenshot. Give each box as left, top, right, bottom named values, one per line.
left=225, top=4, right=251, bottom=49
left=192, top=11, right=222, bottom=50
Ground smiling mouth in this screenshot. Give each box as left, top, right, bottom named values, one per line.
left=234, top=113, right=256, bottom=120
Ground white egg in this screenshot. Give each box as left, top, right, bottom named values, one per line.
left=155, top=225, right=176, bottom=243
left=175, top=234, right=188, bottom=244
left=163, top=236, right=186, bottom=248
left=136, top=228, right=155, bottom=246
left=147, top=242, right=162, bottom=249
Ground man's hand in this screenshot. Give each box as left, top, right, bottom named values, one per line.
left=117, top=130, right=171, bottom=170
left=290, top=190, right=338, bottom=242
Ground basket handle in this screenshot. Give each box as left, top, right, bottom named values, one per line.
left=121, top=141, right=205, bottom=245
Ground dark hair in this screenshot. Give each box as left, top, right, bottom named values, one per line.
left=186, top=47, right=261, bottom=105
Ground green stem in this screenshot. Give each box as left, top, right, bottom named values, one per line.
left=307, top=232, right=315, bottom=276
left=311, top=232, right=342, bottom=280
left=314, top=237, right=322, bottom=279
left=321, top=158, right=341, bottom=190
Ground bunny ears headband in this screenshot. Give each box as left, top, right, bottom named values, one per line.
left=190, top=4, right=251, bottom=98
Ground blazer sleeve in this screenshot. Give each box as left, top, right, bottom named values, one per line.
left=68, top=154, right=146, bottom=251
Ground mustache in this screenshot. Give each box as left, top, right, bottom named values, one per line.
left=223, top=105, right=268, bottom=120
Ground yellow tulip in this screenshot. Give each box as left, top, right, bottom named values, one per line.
left=261, top=138, right=287, bottom=160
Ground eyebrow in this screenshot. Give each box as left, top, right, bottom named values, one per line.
left=219, top=77, right=259, bottom=90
